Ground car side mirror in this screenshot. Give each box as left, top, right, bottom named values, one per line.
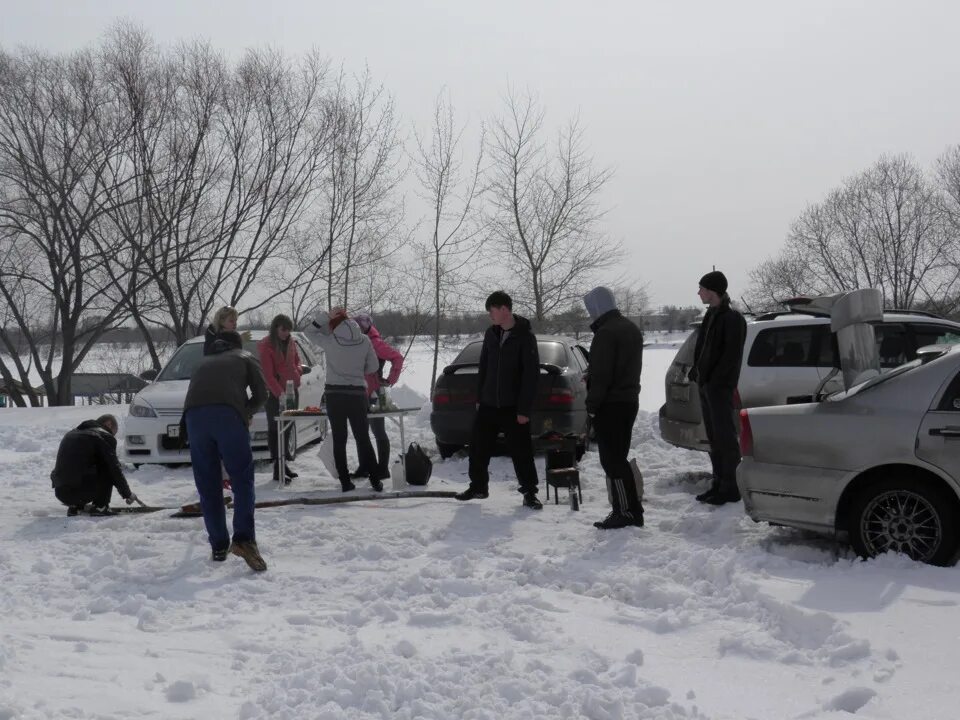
left=300, top=365, right=312, bottom=376
left=140, top=368, right=158, bottom=382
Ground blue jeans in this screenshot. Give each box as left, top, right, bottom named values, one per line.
left=185, top=405, right=256, bottom=550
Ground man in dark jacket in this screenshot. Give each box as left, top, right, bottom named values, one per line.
left=183, top=330, right=269, bottom=570
left=689, top=270, right=748, bottom=505
left=51, top=414, right=138, bottom=516
left=583, top=286, right=645, bottom=529
left=456, top=291, right=542, bottom=509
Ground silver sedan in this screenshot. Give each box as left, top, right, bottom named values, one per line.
left=737, top=344, right=960, bottom=565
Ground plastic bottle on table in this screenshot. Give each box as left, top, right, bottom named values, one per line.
left=285, top=380, right=296, bottom=410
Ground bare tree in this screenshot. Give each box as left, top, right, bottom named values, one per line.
left=749, top=154, right=960, bottom=313
left=313, top=67, right=404, bottom=310
left=0, top=47, right=136, bottom=405
left=102, top=36, right=338, bottom=348
left=412, top=89, right=485, bottom=393
left=487, top=88, right=619, bottom=321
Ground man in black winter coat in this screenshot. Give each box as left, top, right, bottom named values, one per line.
left=583, top=286, right=645, bottom=529
left=689, top=270, right=747, bottom=505
left=50, top=414, right=138, bottom=516
left=456, top=291, right=543, bottom=509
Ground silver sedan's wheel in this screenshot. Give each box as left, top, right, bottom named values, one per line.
left=850, top=478, right=959, bottom=565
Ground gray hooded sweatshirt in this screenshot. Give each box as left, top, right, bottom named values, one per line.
left=309, top=318, right=379, bottom=391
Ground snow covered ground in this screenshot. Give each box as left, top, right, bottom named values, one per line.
left=1, top=339, right=958, bottom=719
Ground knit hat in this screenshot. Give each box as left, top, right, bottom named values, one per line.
left=582, top=286, right=618, bottom=321
left=699, top=271, right=728, bottom=295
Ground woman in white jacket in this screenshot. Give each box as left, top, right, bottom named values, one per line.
left=310, top=308, right=383, bottom=491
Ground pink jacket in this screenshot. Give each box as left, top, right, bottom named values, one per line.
left=365, top=326, right=403, bottom=395
left=257, top=336, right=302, bottom=400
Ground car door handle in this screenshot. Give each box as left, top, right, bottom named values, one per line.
left=929, top=427, right=960, bottom=437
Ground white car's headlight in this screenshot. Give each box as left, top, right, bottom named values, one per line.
left=129, top=400, right=157, bottom=418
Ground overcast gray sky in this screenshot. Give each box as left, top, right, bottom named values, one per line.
left=2, top=0, right=959, bottom=308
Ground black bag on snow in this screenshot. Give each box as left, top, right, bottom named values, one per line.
left=404, top=442, right=432, bottom=486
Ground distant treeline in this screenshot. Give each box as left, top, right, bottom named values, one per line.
left=1, top=308, right=702, bottom=348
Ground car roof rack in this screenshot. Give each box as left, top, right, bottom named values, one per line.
left=880, top=308, right=946, bottom=320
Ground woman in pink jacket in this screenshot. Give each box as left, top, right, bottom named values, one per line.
left=351, top=313, right=404, bottom=480
left=257, top=314, right=302, bottom=484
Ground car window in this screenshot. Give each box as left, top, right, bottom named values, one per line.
left=452, top=339, right=568, bottom=366
left=157, top=344, right=205, bottom=381
left=573, top=346, right=589, bottom=372
left=875, top=324, right=908, bottom=368
left=156, top=339, right=259, bottom=381
left=937, top=369, right=960, bottom=411
left=828, top=348, right=952, bottom=401
left=912, top=324, right=960, bottom=353
left=539, top=342, right=568, bottom=366
left=296, top=341, right=315, bottom=366
left=748, top=326, right=821, bottom=367
left=454, top=341, right=483, bottom=364
left=673, top=330, right=698, bottom=365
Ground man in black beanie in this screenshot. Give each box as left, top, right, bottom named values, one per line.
left=689, top=270, right=747, bottom=505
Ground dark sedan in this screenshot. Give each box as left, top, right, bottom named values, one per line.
left=430, top=335, right=591, bottom=458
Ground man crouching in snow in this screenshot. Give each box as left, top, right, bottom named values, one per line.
left=183, top=330, right=269, bottom=571
left=51, top=414, right=139, bottom=516
left=583, top=287, right=645, bottom=529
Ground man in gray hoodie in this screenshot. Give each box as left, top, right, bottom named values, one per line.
left=583, top=287, right=645, bottom=529
left=310, top=309, right=382, bottom=491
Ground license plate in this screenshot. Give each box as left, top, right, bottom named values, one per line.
left=670, top=385, right=690, bottom=403
left=167, top=424, right=180, bottom=438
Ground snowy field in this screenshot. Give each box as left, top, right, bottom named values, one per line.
left=1, top=337, right=958, bottom=718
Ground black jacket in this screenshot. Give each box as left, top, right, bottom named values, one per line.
left=50, top=420, right=132, bottom=499
left=690, top=297, right=747, bottom=387
left=586, top=309, right=644, bottom=414
left=477, top=315, right=540, bottom=415
left=184, top=336, right=268, bottom=423
left=203, top=324, right=219, bottom=355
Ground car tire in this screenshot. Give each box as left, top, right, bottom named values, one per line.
left=284, top=423, right=298, bottom=462
left=848, top=475, right=960, bottom=566
left=437, top=442, right=461, bottom=459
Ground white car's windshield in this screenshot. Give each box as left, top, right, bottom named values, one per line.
left=156, top=340, right=260, bottom=381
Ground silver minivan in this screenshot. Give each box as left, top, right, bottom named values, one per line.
left=659, top=309, right=960, bottom=451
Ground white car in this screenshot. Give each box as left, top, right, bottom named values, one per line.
left=123, top=331, right=326, bottom=465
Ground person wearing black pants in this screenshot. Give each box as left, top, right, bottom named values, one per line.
left=325, top=387, right=380, bottom=490
left=264, top=388, right=298, bottom=479
left=582, top=286, right=645, bottom=529
left=51, top=414, right=138, bottom=516
left=698, top=383, right=740, bottom=501
left=309, top=308, right=383, bottom=492
left=689, top=271, right=747, bottom=505
left=456, top=291, right=542, bottom=509
left=467, top=405, right=540, bottom=495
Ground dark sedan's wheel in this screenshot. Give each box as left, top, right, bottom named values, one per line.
left=437, top=442, right=462, bottom=459
left=849, top=477, right=959, bottom=566
left=284, top=423, right=298, bottom=462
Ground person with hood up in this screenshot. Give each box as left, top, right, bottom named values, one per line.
left=258, top=314, right=302, bottom=484
left=183, top=330, right=269, bottom=571
left=349, top=312, right=404, bottom=481
left=583, top=287, right=645, bottom=529
left=455, top=291, right=542, bottom=510
left=310, top=308, right=383, bottom=492
left=51, top=413, right=138, bottom=516
left=689, top=270, right=747, bottom=506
